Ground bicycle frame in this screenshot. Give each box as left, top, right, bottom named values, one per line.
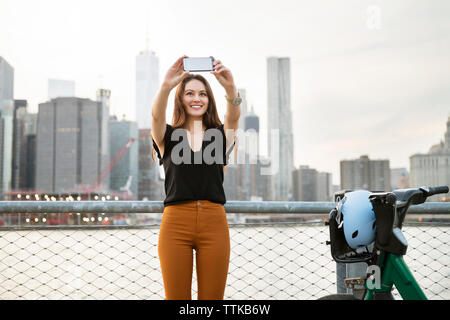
left=364, top=251, right=427, bottom=300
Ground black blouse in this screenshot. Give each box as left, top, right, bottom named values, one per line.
left=152, top=123, right=235, bottom=207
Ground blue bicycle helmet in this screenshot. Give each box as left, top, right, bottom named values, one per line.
left=336, top=190, right=377, bottom=249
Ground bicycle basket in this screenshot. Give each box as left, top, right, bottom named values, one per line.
left=328, top=190, right=376, bottom=264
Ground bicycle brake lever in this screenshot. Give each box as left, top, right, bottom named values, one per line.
left=369, top=192, right=397, bottom=205
left=419, top=186, right=430, bottom=194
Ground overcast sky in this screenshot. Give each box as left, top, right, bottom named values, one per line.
left=1, top=0, right=449, bottom=185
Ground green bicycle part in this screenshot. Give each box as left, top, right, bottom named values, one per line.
left=365, top=252, right=427, bottom=300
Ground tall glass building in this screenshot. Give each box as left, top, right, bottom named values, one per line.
left=136, top=49, right=159, bottom=129
left=0, top=56, right=14, bottom=197
left=35, top=97, right=110, bottom=193
left=267, top=57, right=294, bottom=201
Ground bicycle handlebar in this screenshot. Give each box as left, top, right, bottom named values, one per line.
left=372, top=185, right=448, bottom=255
left=327, top=185, right=449, bottom=262
left=420, top=186, right=449, bottom=197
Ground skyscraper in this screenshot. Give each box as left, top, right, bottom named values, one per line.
left=0, top=117, right=3, bottom=197
left=293, top=165, right=317, bottom=201
left=136, top=49, right=159, bottom=129
left=224, top=104, right=274, bottom=201
left=245, top=106, right=261, bottom=200
left=12, top=100, right=37, bottom=190
left=317, top=172, right=333, bottom=201
left=340, top=155, right=391, bottom=191
left=35, top=97, right=109, bottom=193
left=96, top=89, right=111, bottom=190
left=292, top=165, right=333, bottom=201
left=0, top=56, right=14, bottom=197
left=223, top=89, right=250, bottom=201
left=138, top=129, right=164, bottom=200
left=245, top=105, right=259, bottom=157
left=410, top=117, right=450, bottom=201
left=267, top=57, right=294, bottom=200
left=238, top=88, right=248, bottom=134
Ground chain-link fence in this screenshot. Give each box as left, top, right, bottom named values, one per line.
left=0, top=216, right=449, bottom=300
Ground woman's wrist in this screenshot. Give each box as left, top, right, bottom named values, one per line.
left=160, top=83, right=173, bottom=94
left=225, top=86, right=238, bottom=99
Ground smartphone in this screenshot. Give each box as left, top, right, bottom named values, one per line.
left=183, top=57, right=214, bottom=72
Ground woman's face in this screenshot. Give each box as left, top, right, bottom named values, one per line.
left=182, top=79, right=209, bottom=118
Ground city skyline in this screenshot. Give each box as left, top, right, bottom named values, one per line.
left=1, top=83, right=449, bottom=200
left=1, top=0, right=450, bottom=184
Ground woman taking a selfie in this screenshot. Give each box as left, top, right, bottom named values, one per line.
left=150, top=55, right=241, bottom=300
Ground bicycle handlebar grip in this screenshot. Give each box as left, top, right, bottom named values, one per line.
left=427, top=186, right=449, bottom=196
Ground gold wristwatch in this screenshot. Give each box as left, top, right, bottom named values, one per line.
left=225, top=91, right=242, bottom=106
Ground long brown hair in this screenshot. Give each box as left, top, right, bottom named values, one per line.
left=151, top=74, right=222, bottom=162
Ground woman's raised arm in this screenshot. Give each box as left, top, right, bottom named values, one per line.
left=151, top=56, right=190, bottom=152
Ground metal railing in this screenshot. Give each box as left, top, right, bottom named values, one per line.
left=0, top=201, right=449, bottom=300
left=1, top=200, right=449, bottom=214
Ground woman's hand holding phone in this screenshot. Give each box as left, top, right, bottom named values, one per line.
left=162, top=55, right=190, bottom=92
left=211, top=59, right=237, bottom=97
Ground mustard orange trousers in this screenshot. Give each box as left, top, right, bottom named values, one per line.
left=158, top=200, right=230, bottom=300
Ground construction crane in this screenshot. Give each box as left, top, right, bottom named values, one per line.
left=84, top=137, right=136, bottom=193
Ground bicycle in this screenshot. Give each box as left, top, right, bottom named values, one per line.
left=319, top=185, right=449, bottom=300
